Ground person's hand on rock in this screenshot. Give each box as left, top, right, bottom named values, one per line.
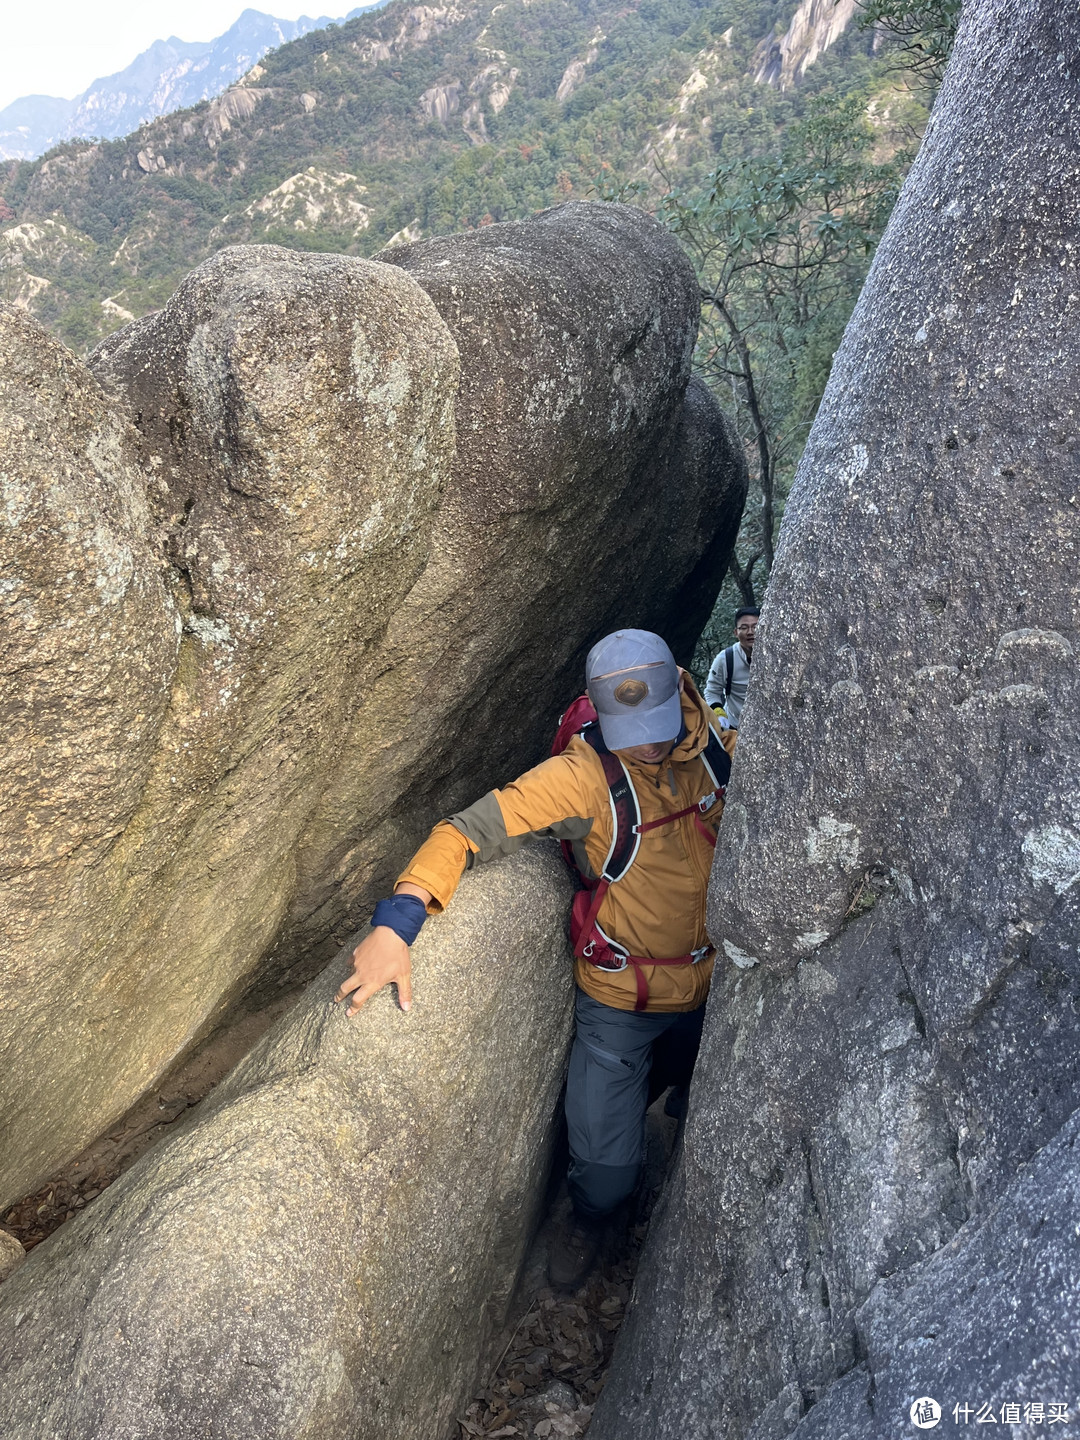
left=335, top=926, right=413, bottom=1016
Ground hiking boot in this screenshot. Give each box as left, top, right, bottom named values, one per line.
left=548, top=1212, right=605, bottom=1290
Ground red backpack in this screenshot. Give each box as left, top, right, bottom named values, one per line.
left=550, top=693, right=731, bottom=1010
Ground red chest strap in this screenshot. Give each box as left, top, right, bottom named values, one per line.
left=633, top=800, right=720, bottom=849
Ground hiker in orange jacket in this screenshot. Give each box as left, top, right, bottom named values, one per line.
left=335, top=629, right=735, bottom=1286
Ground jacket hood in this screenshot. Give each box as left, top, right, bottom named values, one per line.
left=669, top=674, right=716, bottom=762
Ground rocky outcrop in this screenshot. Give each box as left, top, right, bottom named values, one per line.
left=591, top=3, right=1080, bottom=1437
left=215, top=167, right=372, bottom=242
left=0, top=219, right=95, bottom=312
left=0, top=202, right=745, bottom=1211
left=556, top=36, right=603, bottom=103
left=419, top=80, right=463, bottom=121
left=0, top=848, right=577, bottom=1440
left=753, top=0, right=858, bottom=90
left=353, top=4, right=467, bottom=66
left=202, top=85, right=267, bottom=146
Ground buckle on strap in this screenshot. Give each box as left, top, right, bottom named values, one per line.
left=595, top=951, right=629, bottom=973
left=582, top=938, right=629, bottom=972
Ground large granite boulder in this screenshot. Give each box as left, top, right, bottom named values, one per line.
left=0, top=203, right=745, bottom=1210
left=0, top=308, right=179, bottom=1206
left=0, top=251, right=458, bottom=1210
left=0, top=847, right=577, bottom=1440
left=795, top=1094, right=1080, bottom=1440
left=591, top=3, right=1080, bottom=1437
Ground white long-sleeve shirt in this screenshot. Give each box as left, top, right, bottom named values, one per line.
left=704, top=642, right=751, bottom=726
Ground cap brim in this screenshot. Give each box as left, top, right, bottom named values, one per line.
left=597, top=691, right=683, bottom=751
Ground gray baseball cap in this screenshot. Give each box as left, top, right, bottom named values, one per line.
left=586, top=630, right=681, bottom=751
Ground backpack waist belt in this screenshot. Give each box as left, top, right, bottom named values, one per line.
left=570, top=877, right=714, bottom=1013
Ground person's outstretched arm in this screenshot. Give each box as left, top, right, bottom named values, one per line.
left=333, top=818, right=476, bottom=1017
left=335, top=750, right=591, bottom=1017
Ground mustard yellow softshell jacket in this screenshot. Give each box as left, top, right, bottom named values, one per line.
left=398, top=679, right=737, bottom=1014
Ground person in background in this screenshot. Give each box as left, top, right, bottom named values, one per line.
left=704, top=606, right=760, bottom=727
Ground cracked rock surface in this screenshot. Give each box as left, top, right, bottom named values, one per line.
left=590, top=3, right=1080, bottom=1437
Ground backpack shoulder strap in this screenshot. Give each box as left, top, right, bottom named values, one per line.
left=723, top=645, right=735, bottom=697
left=699, top=722, right=733, bottom=794
left=581, top=726, right=641, bottom=882
left=552, top=694, right=598, bottom=756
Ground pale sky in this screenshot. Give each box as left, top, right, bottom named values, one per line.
left=0, top=2, right=343, bottom=111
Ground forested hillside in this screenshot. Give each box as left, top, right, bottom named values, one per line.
left=0, top=0, right=923, bottom=352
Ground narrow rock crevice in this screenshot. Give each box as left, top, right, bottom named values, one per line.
left=1, top=991, right=297, bottom=1253
left=454, top=1093, right=683, bottom=1439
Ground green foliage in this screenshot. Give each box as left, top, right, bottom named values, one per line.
left=0, top=0, right=935, bottom=694
left=855, top=0, right=961, bottom=83
left=0, top=0, right=956, bottom=703
left=0, top=0, right=952, bottom=701
left=2, top=0, right=812, bottom=326
left=665, top=90, right=907, bottom=627
left=654, top=2, right=941, bottom=680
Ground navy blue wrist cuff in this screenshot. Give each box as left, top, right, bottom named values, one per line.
left=371, top=894, right=428, bottom=947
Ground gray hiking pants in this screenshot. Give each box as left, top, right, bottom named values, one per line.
left=565, top=990, right=706, bottom=1220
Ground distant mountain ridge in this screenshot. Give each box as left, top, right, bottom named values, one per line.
left=0, top=0, right=925, bottom=353
left=0, top=7, right=380, bottom=161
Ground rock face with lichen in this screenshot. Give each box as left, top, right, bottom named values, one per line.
left=0, top=200, right=745, bottom=1218
left=590, top=4, right=1080, bottom=1438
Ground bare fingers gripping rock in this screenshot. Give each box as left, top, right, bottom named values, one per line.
left=334, top=927, right=413, bottom=1016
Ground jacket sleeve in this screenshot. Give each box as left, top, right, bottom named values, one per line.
left=396, top=822, right=478, bottom=914
left=703, top=651, right=728, bottom=708
left=396, top=750, right=595, bottom=915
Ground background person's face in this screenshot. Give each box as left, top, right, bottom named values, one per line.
left=736, top=616, right=759, bottom=652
